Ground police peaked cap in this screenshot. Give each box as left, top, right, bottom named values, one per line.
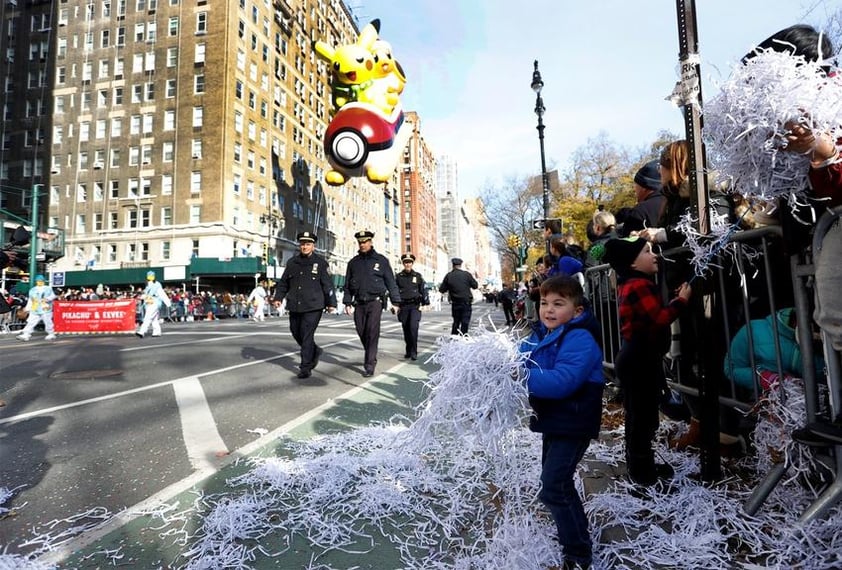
left=354, top=230, right=375, bottom=242
left=297, top=231, right=317, bottom=243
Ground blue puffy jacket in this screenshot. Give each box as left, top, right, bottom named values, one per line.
left=520, top=311, right=604, bottom=438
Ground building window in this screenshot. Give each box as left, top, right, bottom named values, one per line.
left=196, top=12, right=207, bottom=33
left=109, top=212, right=118, bottom=230
left=161, top=241, right=171, bottom=260
left=168, top=16, right=178, bottom=36
left=164, top=110, right=175, bottom=130
left=195, top=43, right=205, bottom=64
left=167, top=46, right=178, bottom=67
left=190, top=171, right=201, bottom=192
left=162, top=141, right=174, bottom=162
left=232, top=173, right=241, bottom=194
left=192, top=106, right=203, bottom=127
left=166, top=79, right=176, bottom=98
left=191, top=139, right=202, bottom=159
left=190, top=207, right=201, bottom=224
left=161, top=174, right=173, bottom=195
left=108, top=244, right=117, bottom=262
left=194, top=74, right=205, bottom=94
left=161, top=206, right=172, bottom=225
left=76, top=214, right=86, bottom=233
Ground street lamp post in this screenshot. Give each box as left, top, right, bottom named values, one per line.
left=531, top=60, right=550, bottom=254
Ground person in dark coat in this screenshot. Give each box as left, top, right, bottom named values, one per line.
left=343, top=230, right=401, bottom=377
left=273, top=231, right=337, bottom=379
left=618, top=160, right=666, bottom=237
left=394, top=253, right=430, bottom=360
left=439, top=257, right=479, bottom=335
left=499, top=282, right=518, bottom=326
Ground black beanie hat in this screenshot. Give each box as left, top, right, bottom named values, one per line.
left=633, top=160, right=662, bottom=193
left=604, top=237, right=648, bottom=276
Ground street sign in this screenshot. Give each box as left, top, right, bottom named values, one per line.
left=52, top=272, right=65, bottom=287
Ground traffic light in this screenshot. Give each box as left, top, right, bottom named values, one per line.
left=262, top=242, right=269, bottom=265
left=507, top=234, right=518, bottom=249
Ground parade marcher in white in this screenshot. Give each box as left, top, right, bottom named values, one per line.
left=136, top=271, right=171, bottom=338
left=248, top=279, right=269, bottom=322
left=16, top=274, right=56, bottom=341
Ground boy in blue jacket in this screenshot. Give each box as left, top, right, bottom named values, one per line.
left=519, top=276, right=604, bottom=570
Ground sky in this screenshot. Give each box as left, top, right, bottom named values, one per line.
left=342, top=0, right=838, bottom=197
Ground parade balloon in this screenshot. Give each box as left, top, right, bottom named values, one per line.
left=314, top=19, right=409, bottom=186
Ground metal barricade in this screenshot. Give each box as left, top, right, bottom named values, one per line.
left=0, top=306, right=27, bottom=334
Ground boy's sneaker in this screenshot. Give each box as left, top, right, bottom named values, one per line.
left=16, top=334, right=30, bottom=341
left=44, top=334, right=56, bottom=341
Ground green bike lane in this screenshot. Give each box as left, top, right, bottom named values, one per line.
left=45, top=356, right=434, bottom=570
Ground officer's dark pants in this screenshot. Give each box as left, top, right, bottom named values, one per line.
left=616, top=336, right=665, bottom=485
left=397, top=303, right=421, bottom=358
left=289, top=309, right=323, bottom=372
left=354, top=299, right=382, bottom=372
left=450, top=301, right=472, bottom=335
left=502, top=301, right=515, bottom=325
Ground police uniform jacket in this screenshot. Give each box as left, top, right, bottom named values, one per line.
left=438, top=268, right=478, bottom=303
left=396, top=270, right=429, bottom=305
left=343, top=248, right=400, bottom=306
left=274, top=252, right=336, bottom=312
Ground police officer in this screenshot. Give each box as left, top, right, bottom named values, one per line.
left=343, top=230, right=401, bottom=377
left=439, top=257, right=478, bottom=335
left=273, top=231, right=336, bottom=379
left=395, top=253, right=429, bottom=360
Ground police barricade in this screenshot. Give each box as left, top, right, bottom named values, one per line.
left=0, top=305, right=27, bottom=334
left=583, top=225, right=834, bottom=508
left=53, top=299, right=137, bottom=334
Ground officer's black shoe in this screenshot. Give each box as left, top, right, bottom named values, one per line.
left=362, top=369, right=374, bottom=377
left=410, top=354, right=417, bottom=360
left=313, top=347, right=323, bottom=369
left=297, top=370, right=312, bottom=379
left=403, top=354, right=411, bottom=359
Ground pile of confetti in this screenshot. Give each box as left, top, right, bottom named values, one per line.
left=4, top=331, right=842, bottom=569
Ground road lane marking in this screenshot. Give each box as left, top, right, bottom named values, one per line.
left=172, top=376, right=229, bottom=471
left=35, top=357, right=422, bottom=566
left=0, top=337, right=365, bottom=426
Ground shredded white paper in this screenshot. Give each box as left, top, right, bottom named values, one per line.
left=705, top=49, right=842, bottom=205
left=3, top=331, right=842, bottom=569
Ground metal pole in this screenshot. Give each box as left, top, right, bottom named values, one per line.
left=28, top=184, right=39, bottom=281
left=675, top=0, right=719, bottom=482
left=532, top=60, right=550, bottom=254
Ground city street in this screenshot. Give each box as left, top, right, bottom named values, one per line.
left=0, top=302, right=503, bottom=558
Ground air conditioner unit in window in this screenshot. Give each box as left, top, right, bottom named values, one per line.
left=192, top=153, right=201, bottom=159
left=93, top=162, right=103, bottom=169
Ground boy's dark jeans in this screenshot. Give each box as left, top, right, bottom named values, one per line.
left=540, top=435, right=593, bottom=566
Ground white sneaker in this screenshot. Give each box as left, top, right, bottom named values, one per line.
left=44, top=334, right=56, bottom=341
left=16, top=334, right=30, bottom=341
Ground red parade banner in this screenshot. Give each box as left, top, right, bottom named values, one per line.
left=53, top=299, right=137, bottom=334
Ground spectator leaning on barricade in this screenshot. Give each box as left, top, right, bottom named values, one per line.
left=604, top=237, right=692, bottom=491
left=343, top=230, right=401, bottom=378
left=439, top=257, right=479, bottom=335
left=618, top=160, right=666, bottom=238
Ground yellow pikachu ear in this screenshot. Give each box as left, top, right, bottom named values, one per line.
left=357, top=19, right=380, bottom=50
left=314, top=40, right=335, bottom=63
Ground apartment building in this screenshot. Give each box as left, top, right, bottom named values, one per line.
left=398, top=111, right=436, bottom=280
left=0, top=0, right=404, bottom=289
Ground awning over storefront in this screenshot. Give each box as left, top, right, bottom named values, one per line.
left=55, top=257, right=264, bottom=288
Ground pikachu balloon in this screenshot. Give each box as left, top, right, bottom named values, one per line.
left=314, top=19, right=409, bottom=186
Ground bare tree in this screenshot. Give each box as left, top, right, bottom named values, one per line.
left=480, top=175, right=543, bottom=278
left=564, top=131, right=631, bottom=203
